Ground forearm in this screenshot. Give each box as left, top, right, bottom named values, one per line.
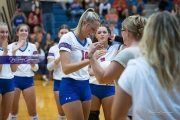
left=47, top=60, right=57, bottom=71
left=30, top=64, right=39, bottom=71
left=10, top=52, right=19, bottom=72
left=62, top=59, right=90, bottom=75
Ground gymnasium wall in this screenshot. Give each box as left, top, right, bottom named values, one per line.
left=0, top=0, right=16, bottom=40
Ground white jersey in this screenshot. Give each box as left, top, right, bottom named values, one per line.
left=0, top=48, right=14, bottom=79
left=8, top=42, right=38, bottom=77
left=47, top=45, right=63, bottom=80
left=118, top=56, right=180, bottom=119
left=89, top=44, right=122, bottom=85
left=59, top=31, right=92, bottom=81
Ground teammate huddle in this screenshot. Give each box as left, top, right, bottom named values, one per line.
left=0, top=8, right=180, bottom=120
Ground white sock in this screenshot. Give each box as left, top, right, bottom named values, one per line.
left=9, top=114, right=18, bottom=120
left=30, top=115, right=39, bottom=120
left=58, top=114, right=66, bottom=120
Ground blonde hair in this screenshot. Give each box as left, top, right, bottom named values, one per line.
left=140, top=11, right=180, bottom=91
left=0, top=22, right=7, bottom=26
left=122, top=15, right=147, bottom=40
left=13, top=24, right=30, bottom=42
left=75, top=8, right=100, bottom=34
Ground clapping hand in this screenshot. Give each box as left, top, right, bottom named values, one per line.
left=2, top=40, right=8, bottom=55
left=12, top=41, right=23, bottom=55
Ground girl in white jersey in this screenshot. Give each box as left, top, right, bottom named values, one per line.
left=0, top=22, right=22, bottom=120
left=88, top=15, right=147, bottom=120
left=88, top=24, right=123, bottom=120
left=9, top=24, right=39, bottom=120
left=113, top=11, right=180, bottom=120
left=47, top=24, right=70, bottom=120
left=58, top=8, right=100, bottom=120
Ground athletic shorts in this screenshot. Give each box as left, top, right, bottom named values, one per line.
left=53, top=79, right=61, bottom=91
left=13, top=76, right=34, bottom=90
left=0, top=78, right=14, bottom=95
left=60, top=78, right=91, bottom=106
left=90, top=84, right=115, bottom=100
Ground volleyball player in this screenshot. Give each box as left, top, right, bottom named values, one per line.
left=88, top=24, right=123, bottom=120
left=47, top=24, right=70, bottom=120
left=0, top=22, right=22, bottom=120
left=9, top=24, right=39, bottom=120
left=58, top=8, right=100, bottom=120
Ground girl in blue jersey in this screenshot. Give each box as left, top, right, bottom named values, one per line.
left=9, top=24, right=39, bottom=120
left=58, top=8, right=101, bottom=120
left=47, top=24, right=70, bottom=120
left=0, top=22, right=22, bottom=120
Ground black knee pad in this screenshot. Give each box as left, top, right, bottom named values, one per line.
left=88, top=110, right=100, bottom=120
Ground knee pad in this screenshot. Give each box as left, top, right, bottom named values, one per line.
left=88, top=110, right=100, bottom=120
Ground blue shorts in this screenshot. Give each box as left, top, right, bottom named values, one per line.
left=90, top=84, right=115, bottom=100
left=60, top=78, right=91, bottom=106
left=13, top=76, right=34, bottom=90
left=53, top=79, right=61, bottom=91
left=0, top=78, right=14, bottom=95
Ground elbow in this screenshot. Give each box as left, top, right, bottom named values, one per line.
left=63, top=70, right=70, bottom=75
left=62, top=67, right=70, bottom=75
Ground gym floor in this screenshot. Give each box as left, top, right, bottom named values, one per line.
left=11, top=79, right=105, bottom=120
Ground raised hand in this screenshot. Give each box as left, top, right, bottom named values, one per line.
left=12, top=41, right=23, bottom=54
left=89, top=42, right=104, bottom=54
left=2, top=40, right=8, bottom=55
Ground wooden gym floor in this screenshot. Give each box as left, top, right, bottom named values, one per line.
left=10, top=79, right=105, bottom=120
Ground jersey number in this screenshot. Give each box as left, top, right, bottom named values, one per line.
left=81, top=50, right=88, bottom=60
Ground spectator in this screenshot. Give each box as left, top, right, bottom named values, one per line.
left=109, top=22, right=119, bottom=35
left=41, top=1, right=54, bottom=35
left=57, top=0, right=73, bottom=10
left=155, top=0, right=169, bottom=11
left=171, top=3, right=180, bottom=22
left=32, top=0, right=42, bottom=12
left=105, top=7, right=119, bottom=25
left=132, top=0, right=146, bottom=16
left=34, top=41, right=48, bottom=81
left=69, top=0, right=84, bottom=22
left=20, top=0, right=34, bottom=16
left=11, top=9, right=27, bottom=39
left=28, top=7, right=44, bottom=34
left=85, top=0, right=99, bottom=13
left=30, top=26, right=43, bottom=43
left=113, top=0, right=129, bottom=18
left=16, top=0, right=21, bottom=8
left=99, top=0, right=111, bottom=17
